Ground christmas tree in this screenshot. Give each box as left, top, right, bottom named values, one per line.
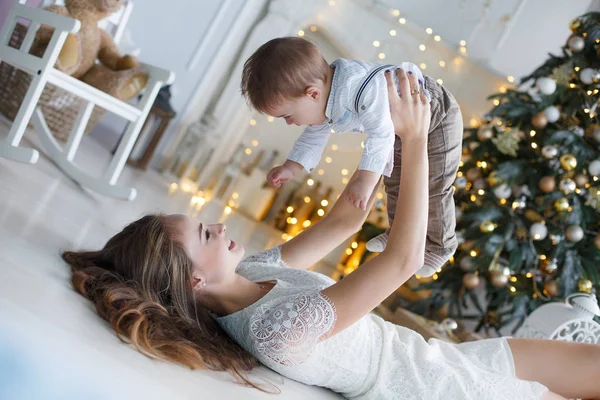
left=409, top=13, right=600, bottom=335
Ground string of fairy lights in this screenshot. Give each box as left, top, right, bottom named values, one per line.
left=168, top=2, right=521, bottom=261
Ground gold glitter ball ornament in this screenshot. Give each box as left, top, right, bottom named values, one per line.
left=578, top=278, right=593, bottom=293
left=463, top=273, right=480, bottom=290
left=570, top=18, right=583, bottom=32
left=554, top=197, right=570, bottom=212
left=531, top=113, right=548, bottom=129
left=490, top=271, right=509, bottom=288
left=539, top=176, right=556, bottom=193
left=559, top=154, right=577, bottom=171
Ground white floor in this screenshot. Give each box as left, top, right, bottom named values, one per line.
left=0, top=125, right=341, bottom=399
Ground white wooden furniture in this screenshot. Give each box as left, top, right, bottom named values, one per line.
left=516, top=293, right=600, bottom=343
left=0, top=0, right=174, bottom=200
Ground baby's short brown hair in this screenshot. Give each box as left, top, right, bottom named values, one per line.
left=241, top=37, right=330, bottom=113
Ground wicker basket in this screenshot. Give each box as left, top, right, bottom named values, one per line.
left=0, top=23, right=106, bottom=141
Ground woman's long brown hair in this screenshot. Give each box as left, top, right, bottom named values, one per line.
left=62, top=215, right=269, bottom=390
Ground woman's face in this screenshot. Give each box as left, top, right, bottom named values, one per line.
left=167, top=214, right=245, bottom=288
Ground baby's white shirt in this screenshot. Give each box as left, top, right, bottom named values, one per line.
left=287, top=59, right=429, bottom=177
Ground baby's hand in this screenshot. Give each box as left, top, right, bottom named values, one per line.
left=342, top=176, right=373, bottom=211
left=267, top=165, right=294, bottom=188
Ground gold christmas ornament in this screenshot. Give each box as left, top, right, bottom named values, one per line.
left=554, top=197, right=570, bottom=212
left=570, top=18, right=583, bottom=32
left=575, top=173, right=589, bottom=188
left=566, top=225, right=584, bottom=242
left=594, top=233, right=600, bottom=250
left=487, top=171, right=501, bottom=186
left=539, top=176, right=556, bottom=193
left=559, top=154, right=577, bottom=171
left=531, top=113, right=548, bottom=129
left=578, top=278, right=593, bottom=293
left=559, top=178, right=576, bottom=194
left=462, top=273, right=480, bottom=290
left=490, top=271, right=509, bottom=288
left=480, top=220, right=497, bottom=233
left=525, top=209, right=544, bottom=222
left=544, top=280, right=559, bottom=297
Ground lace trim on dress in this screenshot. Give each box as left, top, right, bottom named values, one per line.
left=250, top=291, right=337, bottom=367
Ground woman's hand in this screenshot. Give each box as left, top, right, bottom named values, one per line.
left=385, top=68, right=431, bottom=142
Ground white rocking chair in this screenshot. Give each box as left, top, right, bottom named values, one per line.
left=0, top=0, right=174, bottom=200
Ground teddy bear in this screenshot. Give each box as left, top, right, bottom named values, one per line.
left=33, top=0, right=148, bottom=101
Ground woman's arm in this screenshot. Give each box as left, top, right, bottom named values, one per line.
left=322, top=68, right=432, bottom=335
left=280, top=170, right=380, bottom=270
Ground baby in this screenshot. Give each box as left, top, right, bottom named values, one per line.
left=241, top=37, right=463, bottom=277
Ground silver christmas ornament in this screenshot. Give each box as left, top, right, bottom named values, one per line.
left=541, top=145, right=558, bottom=159
left=536, top=77, right=557, bottom=95
left=493, top=183, right=512, bottom=199
left=544, top=106, right=560, bottom=123
left=454, top=176, right=467, bottom=189
left=580, top=68, right=600, bottom=84
left=566, top=225, right=584, bottom=242
left=589, top=159, right=600, bottom=176
left=530, top=223, right=548, bottom=241
left=559, top=178, right=576, bottom=194
left=568, top=35, right=585, bottom=52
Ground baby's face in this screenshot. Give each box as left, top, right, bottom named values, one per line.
left=268, top=89, right=327, bottom=127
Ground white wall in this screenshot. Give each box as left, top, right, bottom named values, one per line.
left=126, top=0, right=244, bottom=114
left=375, top=0, right=594, bottom=80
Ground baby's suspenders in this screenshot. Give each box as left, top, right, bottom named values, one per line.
left=354, top=63, right=430, bottom=114
left=354, top=64, right=394, bottom=113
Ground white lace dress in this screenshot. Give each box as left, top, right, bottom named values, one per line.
left=215, top=247, right=548, bottom=400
